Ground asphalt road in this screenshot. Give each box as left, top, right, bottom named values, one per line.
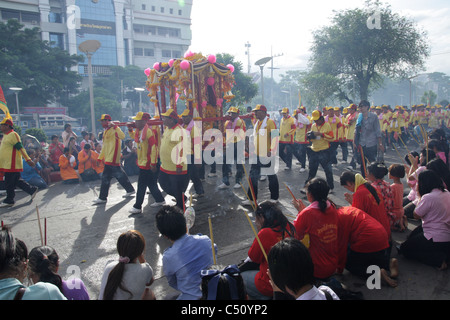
left=1, top=141, right=449, bottom=301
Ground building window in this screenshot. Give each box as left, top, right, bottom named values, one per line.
left=49, top=12, right=62, bottom=23
left=134, top=48, right=144, bottom=56
left=178, top=10, right=182, bottom=15
left=49, top=33, right=64, bottom=49
left=160, top=7, right=164, bottom=13
left=170, top=8, right=173, bottom=14
left=151, top=6, right=155, bottom=12
left=1, top=9, right=20, bottom=21
left=144, top=48, right=154, bottom=57
left=162, top=50, right=171, bottom=58
left=172, top=51, right=181, bottom=58
left=141, top=4, right=146, bottom=10
left=21, top=12, right=40, bottom=24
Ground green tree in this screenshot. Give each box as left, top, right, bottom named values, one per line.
left=216, top=53, right=258, bottom=106
left=0, top=19, right=83, bottom=107
left=421, top=90, right=437, bottom=106
left=309, top=0, right=429, bottom=101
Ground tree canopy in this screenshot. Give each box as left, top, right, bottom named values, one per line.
left=0, top=19, right=83, bottom=107
left=308, top=0, right=430, bottom=102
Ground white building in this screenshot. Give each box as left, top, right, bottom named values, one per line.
left=0, top=0, right=193, bottom=75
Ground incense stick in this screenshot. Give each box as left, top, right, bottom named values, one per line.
left=208, top=215, right=217, bottom=265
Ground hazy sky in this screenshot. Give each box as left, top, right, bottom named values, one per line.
left=189, top=0, right=450, bottom=79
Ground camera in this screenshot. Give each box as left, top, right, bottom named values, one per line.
left=306, top=131, right=316, bottom=140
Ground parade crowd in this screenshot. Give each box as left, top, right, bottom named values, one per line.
left=1, top=99, right=450, bottom=301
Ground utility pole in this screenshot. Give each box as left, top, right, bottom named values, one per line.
left=245, top=41, right=251, bottom=74
left=269, top=46, right=283, bottom=105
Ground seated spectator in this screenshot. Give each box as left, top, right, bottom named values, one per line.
left=59, top=147, right=79, bottom=184
left=399, top=170, right=450, bottom=270
left=28, top=245, right=90, bottom=300
left=292, top=178, right=339, bottom=281
left=48, top=135, right=64, bottom=171
left=240, top=200, right=297, bottom=300
left=340, top=171, right=391, bottom=241
left=36, top=148, right=54, bottom=185
left=121, top=140, right=139, bottom=176
left=156, top=205, right=216, bottom=300
left=388, top=164, right=407, bottom=231
left=89, top=132, right=97, bottom=147
left=336, top=206, right=398, bottom=287
left=99, top=230, right=155, bottom=300
left=426, top=158, right=450, bottom=190
left=21, top=149, right=47, bottom=190
left=200, top=264, right=247, bottom=300
left=78, top=144, right=100, bottom=182
left=79, top=131, right=93, bottom=150
left=92, top=142, right=104, bottom=177
left=366, top=162, right=394, bottom=225
left=268, top=238, right=339, bottom=300
left=0, top=226, right=66, bottom=300
left=403, top=148, right=436, bottom=219
left=68, top=136, right=80, bottom=169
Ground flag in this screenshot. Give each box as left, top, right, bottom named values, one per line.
left=0, top=85, right=12, bottom=120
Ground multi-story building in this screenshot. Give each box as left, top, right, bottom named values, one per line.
left=0, top=0, right=193, bottom=76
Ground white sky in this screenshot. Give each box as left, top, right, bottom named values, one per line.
left=189, top=0, right=450, bottom=79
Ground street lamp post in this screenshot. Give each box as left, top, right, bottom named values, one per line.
left=255, top=57, right=272, bottom=106
left=9, top=87, right=22, bottom=125
left=78, top=40, right=101, bottom=134
left=134, top=87, right=145, bottom=112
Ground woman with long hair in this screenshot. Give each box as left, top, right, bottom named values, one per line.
left=28, top=246, right=89, bottom=300
left=240, top=200, right=296, bottom=300
left=292, top=178, right=339, bottom=281
left=99, top=230, right=155, bottom=300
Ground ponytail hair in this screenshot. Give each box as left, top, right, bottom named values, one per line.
left=305, top=178, right=330, bottom=212
left=103, top=230, right=146, bottom=300
left=28, top=246, right=63, bottom=292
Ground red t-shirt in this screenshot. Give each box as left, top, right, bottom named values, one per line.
left=294, top=204, right=339, bottom=279
left=337, top=206, right=390, bottom=273
left=48, top=142, right=64, bottom=164
left=352, top=185, right=391, bottom=239
left=248, top=225, right=296, bottom=297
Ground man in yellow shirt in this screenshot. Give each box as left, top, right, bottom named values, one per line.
left=219, top=106, right=246, bottom=189
left=292, top=107, right=310, bottom=173
left=158, top=108, right=189, bottom=209
left=279, top=108, right=296, bottom=170
left=0, top=118, right=38, bottom=207
left=127, top=112, right=165, bottom=214
left=93, top=114, right=135, bottom=205
left=242, top=104, right=279, bottom=206
left=181, top=109, right=204, bottom=196
left=303, top=110, right=335, bottom=192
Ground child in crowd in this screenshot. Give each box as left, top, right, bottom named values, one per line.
left=389, top=164, right=407, bottom=231
left=99, top=230, right=155, bottom=300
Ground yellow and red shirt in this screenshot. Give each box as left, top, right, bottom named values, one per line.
left=310, top=122, right=334, bottom=152
left=280, top=116, right=296, bottom=144
left=160, top=124, right=188, bottom=175
left=98, top=126, right=125, bottom=166
left=0, top=129, right=31, bottom=172
left=128, top=126, right=158, bottom=170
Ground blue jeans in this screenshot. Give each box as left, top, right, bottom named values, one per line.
left=27, top=175, right=47, bottom=189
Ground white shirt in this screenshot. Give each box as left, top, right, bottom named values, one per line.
left=296, top=285, right=340, bottom=300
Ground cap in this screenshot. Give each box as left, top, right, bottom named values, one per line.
left=227, top=107, right=239, bottom=114
left=0, top=118, right=13, bottom=127
left=281, top=107, right=289, bottom=114
left=181, top=109, right=191, bottom=117
left=342, top=108, right=348, bottom=114
left=99, top=114, right=112, bottom=121
left=376, top=106, right=382, bottom=110
left=132, top=111, right=151, bottom=121
left=311, top=110, right=322, bottom=121
left=349, top=104, right=357, bottom=110
left=333, top=107, right=340, bottom=111
left=161, top=108, right=179, bottom=119
left=252, top=104, right=267, bottom=112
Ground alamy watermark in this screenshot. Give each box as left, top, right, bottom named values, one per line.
left=366, top=10, right=381, bottom=30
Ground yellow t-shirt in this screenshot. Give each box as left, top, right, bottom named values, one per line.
left=254, top=118, right=278, bottom=157
left=128, top=126, right=158, bottom=169
left=310, top=122, right=334, bottom=152
left=98, top=126, right=125, bottom=166
left=160, top=124, right=188, bottom=175
left=280, top=116, right=296, bottom=144
left=0, top=130, right=30, bottom=172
